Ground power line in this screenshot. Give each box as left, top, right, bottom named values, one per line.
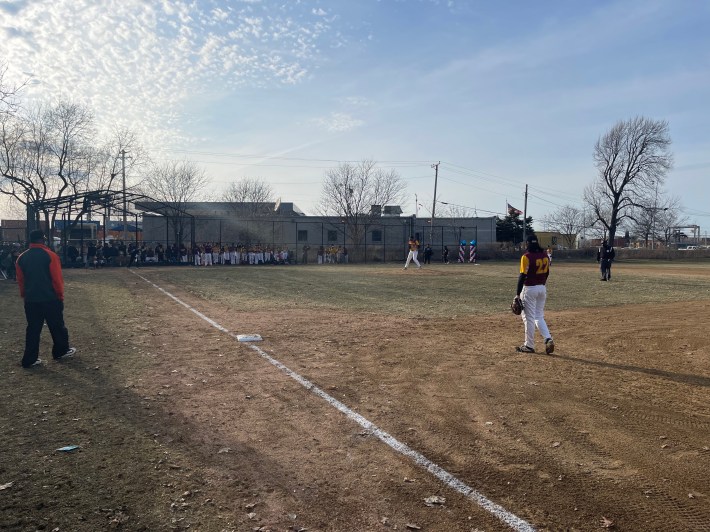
left=527, top=184, right=585, bottom=204
left=679, top=207, right=710, bottom=218
left=439, top=161, right=586, bottom=207
left=160, top=148, right=432, bottom=166
left=439, top=174, right=513, bottom=197
left=440, top=161, right=523, bottom=188
left=527, top=192, right=579, bottom=210
left=437, top=200, right=503, bottom=216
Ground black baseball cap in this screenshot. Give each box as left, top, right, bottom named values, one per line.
left=29, top=230, right=46, bottom=242
left=526, top=234, right=538, bottom=244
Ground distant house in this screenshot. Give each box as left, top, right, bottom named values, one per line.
left=535, top=231, right=577, bottom=250
left=0, top=219, right=49, bottom=243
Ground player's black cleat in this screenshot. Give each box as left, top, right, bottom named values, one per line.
left=516, top=344, right=535, bottom=353
left=545, top=338, right=555, bottom=355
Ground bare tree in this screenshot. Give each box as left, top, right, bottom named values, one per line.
left=0, top=82, right=150, bottom=244
left=540, top=204, right=586, bottom=249
left=89, top=127, right=148, bottom=193
left=438, top=202, right=475, bottom=245
left=318, top=160, right=406, bottom=256
left=141, top=160, right=210, bottom=244
left=0, top=62, right=26, bottom=116
left=222, top=177, right=275, bottom=217
left=0, top=100, right=99, bottom=243
left=439, top=203, right=473, bottom=219
left=583, top=116, right=673, bottom=244
left=631, top=194, right=686, bottom=247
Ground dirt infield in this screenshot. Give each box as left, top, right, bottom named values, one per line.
left=1, top=261, right=709, bottom=531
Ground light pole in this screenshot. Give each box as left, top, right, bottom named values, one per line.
left=121, top=150, right=128, bottom=242
left=430, top=162, right=439, bottom=246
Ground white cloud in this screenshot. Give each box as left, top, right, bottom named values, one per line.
left=210, top=7, right=230, bottom=23
left=310, top=112, right=364, bottom=133
left=0, top=0, right=339, bottom=148
left=340, top=96, right=371, bottom=107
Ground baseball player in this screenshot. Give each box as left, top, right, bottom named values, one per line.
left=403, top=236, right=421, bottom=269
left=515, top=234, right=554, bottom=354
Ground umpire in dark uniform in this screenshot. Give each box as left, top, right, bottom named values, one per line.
left=596, top=239, right=616, bottom=281
left=15, top=230, right=76, bottom=368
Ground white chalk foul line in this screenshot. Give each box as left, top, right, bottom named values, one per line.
left=131, top=270, right=536, bottom=532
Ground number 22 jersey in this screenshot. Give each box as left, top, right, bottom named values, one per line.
left=520, top=250, right=550, bottom=286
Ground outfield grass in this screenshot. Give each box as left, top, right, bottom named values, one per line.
left=136, top=261, right=710, bottom=317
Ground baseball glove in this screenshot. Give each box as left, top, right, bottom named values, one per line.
left=510, top=296, right=524, bottom=315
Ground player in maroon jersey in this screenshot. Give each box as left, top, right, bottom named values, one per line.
left=515, top=234, right=554, bottom=355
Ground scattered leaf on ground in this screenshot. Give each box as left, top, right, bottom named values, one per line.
left=424, top=495, right=446, bottom=506
left=56, top=445, right=80, bottom=452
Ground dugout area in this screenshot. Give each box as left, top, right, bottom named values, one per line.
left=24, top=189, right=195, bottom=262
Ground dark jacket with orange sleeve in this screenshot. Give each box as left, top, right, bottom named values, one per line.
left=16, top=243, right=65, bottom=302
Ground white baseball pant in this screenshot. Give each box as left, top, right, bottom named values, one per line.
left=520, top=284, right=551, bottom=350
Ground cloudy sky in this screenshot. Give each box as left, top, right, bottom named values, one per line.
left=1, top=0, right=709, bottom=227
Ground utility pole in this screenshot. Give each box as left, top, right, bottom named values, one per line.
left=522, top=184, right=529, bottom=243
left=651, top=181, right=659, bottom=250
left=121, top=150, right=128, bottom=242
left=430, top=162, right=439, bottom=246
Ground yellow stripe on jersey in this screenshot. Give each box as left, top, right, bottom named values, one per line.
left=520, top=254, right=530, bottom=274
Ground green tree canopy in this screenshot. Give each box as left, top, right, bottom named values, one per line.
left=496, top=213, right=534, bottom=245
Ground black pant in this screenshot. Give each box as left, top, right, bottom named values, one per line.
left=22, top=300, right=70, bottom=367
left=600, top=259, right=612, bottom=280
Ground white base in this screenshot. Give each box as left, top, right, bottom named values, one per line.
left=237, top=334, right=263, bottom=342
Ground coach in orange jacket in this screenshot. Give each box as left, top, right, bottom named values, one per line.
left=16, top=230, right=75, bottom=368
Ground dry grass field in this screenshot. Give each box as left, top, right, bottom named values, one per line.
left=1, top=260, right=709, bottom=531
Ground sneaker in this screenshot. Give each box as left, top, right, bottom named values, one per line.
left=545, top=338, right=555, bottom=355
left=55, top=347, right=76, bottom=361
left=516, top=345, right=535, bottom=353
left=23, top=358, right=43, bottom=368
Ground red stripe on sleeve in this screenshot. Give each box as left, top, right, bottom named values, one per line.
left=49, top=250, right=65, bottom=301
left=15, top=259, right=25, bottom=298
